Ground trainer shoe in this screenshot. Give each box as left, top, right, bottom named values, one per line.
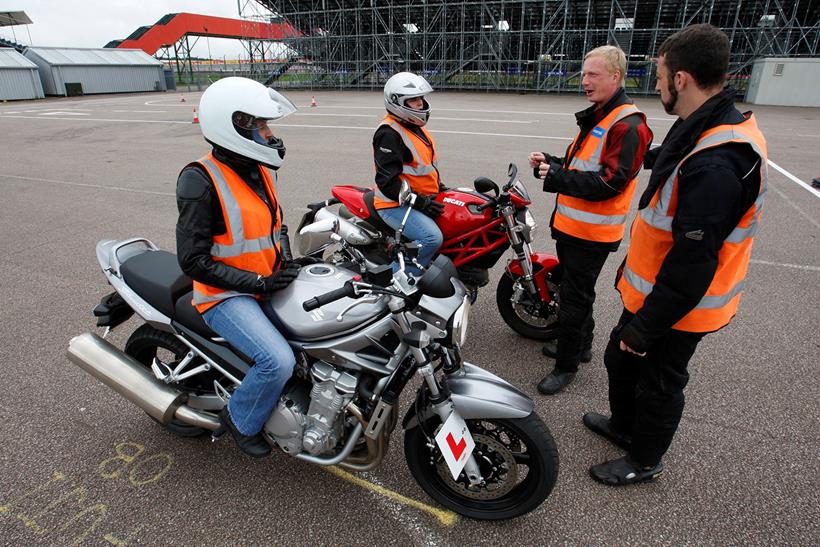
left=590, top=456, right=663, bottom=486
left=582, top=412, right=632, bottom=450
left=541, top=340, right=591, bottom=363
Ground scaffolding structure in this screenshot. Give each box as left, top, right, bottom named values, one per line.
left=240, top=0, right=819, bottom=94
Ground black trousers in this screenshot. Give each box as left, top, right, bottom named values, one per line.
left=554, top=240, right=610, bottom=373
left=605, top=309, right=705, bottom=466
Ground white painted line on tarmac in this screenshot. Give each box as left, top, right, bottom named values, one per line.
left=325, top=465, right=458, bottom=527
left=767, top=160, right=820, bottom=200
left=293, top=112, right=532, bottom=124
left=40, top=111, right=89, bottom=116
left=275, top=123, right=569, bottom=140
left=299, top=104, right=678, bottom=123
left=432, top=128, right=570, bottom=140
left=750, top=259, right=820, bottom=272
left=111, top=109, right=169, bottom=113
left=0, top=115, right=190, bottom=124
left=1, top=174, right=174, bottom=197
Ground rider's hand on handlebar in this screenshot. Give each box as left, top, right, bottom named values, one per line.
left=413, top=195, right=445, bottom=218
left=260, top=263, right=301, bottom=292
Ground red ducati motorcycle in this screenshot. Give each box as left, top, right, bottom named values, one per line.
left=296, top=164, right=561, bottom=340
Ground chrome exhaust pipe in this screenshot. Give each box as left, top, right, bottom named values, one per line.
left=67, top=333, right=220, bottom=430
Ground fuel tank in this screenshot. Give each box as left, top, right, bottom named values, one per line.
left=433, top=188, right=495, bottom=240
left=267, top=264, right=388, bottom=341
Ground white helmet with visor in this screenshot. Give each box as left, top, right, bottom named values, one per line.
left=198, top=77, right=297, bottom=168
left=383, top=72, right=433, bottom=126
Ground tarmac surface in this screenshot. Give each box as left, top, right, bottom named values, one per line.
left=0, top=89, right=818, bottom=546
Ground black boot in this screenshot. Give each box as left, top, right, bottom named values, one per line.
left=589, top=456, right=663, bottom=486
left=541, top=340, right=591, bottom=363
left=218, top=408, right=271, bottom=458
left=582, top=412, right=632, bottom=450
left=537, top=369, right=575, bottom=395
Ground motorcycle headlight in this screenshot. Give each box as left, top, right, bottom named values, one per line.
left=450, top=296, right=471, bottom=347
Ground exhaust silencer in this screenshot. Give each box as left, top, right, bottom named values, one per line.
left=67, top=332, right=219, bottom=430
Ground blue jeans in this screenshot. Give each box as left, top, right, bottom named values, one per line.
left=378, top=206, right=443, bottom=274
left=202, top=295, right=295, bottom=436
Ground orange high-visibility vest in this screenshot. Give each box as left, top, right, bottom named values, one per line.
left=373, top=115, right=440, bottom=209
left=192, top=153, right=282, bottom=313
left=617, top=114, right=767, bottom=333
left=552, top=103, right=647, bottom=243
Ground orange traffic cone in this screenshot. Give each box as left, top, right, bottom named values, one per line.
left=192, top=107, right=199, bottom=124
left=310, top=95, right=317, bottom=107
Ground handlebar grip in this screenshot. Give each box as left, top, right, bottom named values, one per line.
left=302, top=282, right=356, bottom=311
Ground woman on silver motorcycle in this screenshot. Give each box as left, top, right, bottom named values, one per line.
left=175, top=77, right=300, bottom=458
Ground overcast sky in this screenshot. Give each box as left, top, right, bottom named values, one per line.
left=0, top=1, right=266, bottom=58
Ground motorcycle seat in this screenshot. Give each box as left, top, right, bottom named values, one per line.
left=174, top=292, right=219, bottom=338
left=120, top=250, right=192, bottom=319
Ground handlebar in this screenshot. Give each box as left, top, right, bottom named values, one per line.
left=302, top=281, right=357, bottom=311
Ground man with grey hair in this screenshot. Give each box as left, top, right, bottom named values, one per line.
left=528, top=45, right=653, bottom=395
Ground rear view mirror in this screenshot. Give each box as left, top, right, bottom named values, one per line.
left=473, top=177, right=499, bottom=197
left=398, top=180, right=414, bottom=205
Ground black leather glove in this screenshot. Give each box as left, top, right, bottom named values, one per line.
left=288, top=255, right=322, bottom=267
left=259, top=264, right=301, bottom=292
left=413, top=195, right=445, bottom=218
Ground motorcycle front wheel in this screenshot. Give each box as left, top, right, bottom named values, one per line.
left=496, top=272, right=559, bottom=340
left=404, top=412, right=559, bottom=520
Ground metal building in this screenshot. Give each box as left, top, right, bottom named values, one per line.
left=0, top=48, right=44, bottom=100
left=239, top=0, right=819, bottom=95
left=22, top=46, right=166, bottom=96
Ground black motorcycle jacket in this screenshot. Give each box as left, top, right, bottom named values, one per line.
left=617, top=88, right=762, bottom=353
left=176, top=146, right=284, bottom=294
left=373, top=117, right=444, bottom=202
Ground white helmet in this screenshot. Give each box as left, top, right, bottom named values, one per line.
left=198, top=77, right=296, bottom=168
left=383, top=72, right=433, bottom=126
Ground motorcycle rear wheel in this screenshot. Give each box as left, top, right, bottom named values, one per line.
left=124, top=324, right=212, bottom=438
left=496, top=272, right=559, bottom=340
left=404, top=412, right=559, bottom=520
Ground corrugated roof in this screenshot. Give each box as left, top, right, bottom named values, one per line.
left=25, top=46, right=162, bottom=66
left=0, top=48, right=37, bottom=69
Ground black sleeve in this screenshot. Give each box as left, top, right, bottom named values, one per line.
left=373, top=127, right=407, bottom=202
left=619, top=145, right=760, bottom=352
left=175, top=166, right=263, bottom=293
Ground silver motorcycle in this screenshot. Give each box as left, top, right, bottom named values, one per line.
left=68, top=219, right=558, bottom=520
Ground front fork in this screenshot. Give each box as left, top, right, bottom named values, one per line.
left=411, top=347, right=485, bottom=487
left=502, top=206, right=539, bottom=298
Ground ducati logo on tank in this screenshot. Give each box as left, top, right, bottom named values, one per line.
left=434, top=412, right=475, bottom=480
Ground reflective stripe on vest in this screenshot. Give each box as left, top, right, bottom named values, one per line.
left=191, top=154, right=282, bottom=313
left=552, top=103, right=646, bottom=243
left=373, top=116, right=439, bottom=209
left=618, top=114, right=768, bottom=332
